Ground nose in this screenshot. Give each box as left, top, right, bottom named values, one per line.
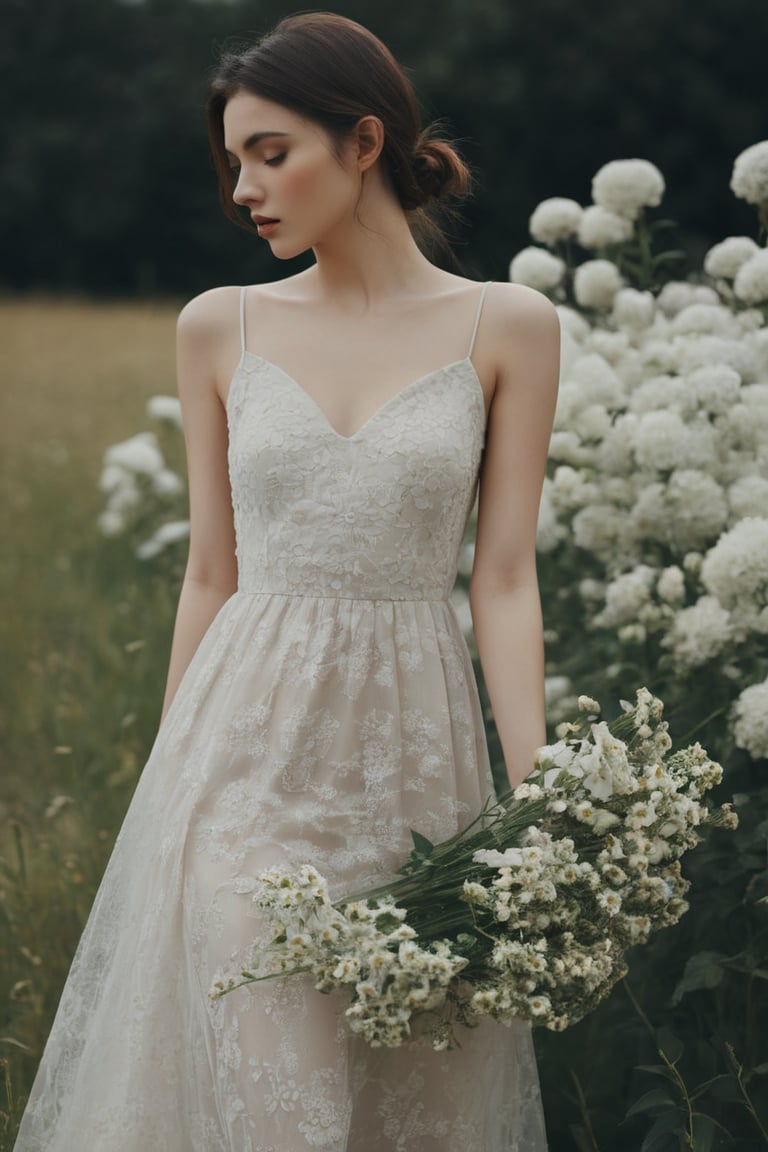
left=232, top=169, right=264, bottom=208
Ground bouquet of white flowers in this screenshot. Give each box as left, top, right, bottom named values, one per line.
left=213, top=689, right=736, bottom=1050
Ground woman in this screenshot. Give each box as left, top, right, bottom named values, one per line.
left=15, top=12, right=559, bottom=1151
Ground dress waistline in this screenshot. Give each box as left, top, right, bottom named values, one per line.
left=236, top=588, right=450, bottom=604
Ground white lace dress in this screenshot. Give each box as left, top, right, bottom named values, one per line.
left=15, top=283, right=548, bottom=1152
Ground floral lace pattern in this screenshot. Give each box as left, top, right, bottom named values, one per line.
left=15, top=349, right=547, bottom=1150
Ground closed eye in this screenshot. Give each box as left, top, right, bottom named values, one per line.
left=264, top=153, right=287, bottom=167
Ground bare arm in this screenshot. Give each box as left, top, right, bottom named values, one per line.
left=160, top=289, right=241, bottom=722
left=470, top=285, right=560, bottom=790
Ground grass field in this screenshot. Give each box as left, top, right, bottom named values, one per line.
left=0, top=297, right=183, bottom=1145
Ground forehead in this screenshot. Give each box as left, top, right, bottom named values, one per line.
left=223, top=91, right=306, bottom=152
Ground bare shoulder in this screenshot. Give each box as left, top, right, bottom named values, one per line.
left=176, top=285, right=247, bottom=401
left=484, top=281, right=560, bottom=348
left=177, top=285, right=242, bottom=342
left=474, top=283, right=560, bottom=413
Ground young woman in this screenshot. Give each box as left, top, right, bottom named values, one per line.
left=16, top=13, right=559, bottom=1151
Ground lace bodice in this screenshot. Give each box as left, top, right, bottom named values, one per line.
left=227, top=352, right=486, bottom=601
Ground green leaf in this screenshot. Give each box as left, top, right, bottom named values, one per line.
left=625, top=1088, right=676, bottom=1118
left=671, top=951, right=726, bottom=1005
left=639, top=1109, right=687, bottom=1152
left=637, top=1064, right=678, bottom=1083
left=691, top=1074, right=741, bottom=1104
left=410, top=830, right=435, bottom=858
left=691, top=1112, right=717, bottom=1152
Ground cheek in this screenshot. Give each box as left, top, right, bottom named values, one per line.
left=282, top=155, right=355, bottom=212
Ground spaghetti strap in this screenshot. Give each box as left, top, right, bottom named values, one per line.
left=239, top=285, right=248, bottom=354
left=467, top=281, right=491, bottom=359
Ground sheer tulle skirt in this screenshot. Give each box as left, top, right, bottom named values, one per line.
left=15, top=592, right=547, bottom=1151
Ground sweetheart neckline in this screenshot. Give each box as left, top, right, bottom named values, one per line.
left=227, top=351, right=487, bottom=442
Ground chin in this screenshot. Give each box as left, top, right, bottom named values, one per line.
left=266, top=237, right=313, bottom=262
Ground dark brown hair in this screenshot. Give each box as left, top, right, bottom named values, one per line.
left=206, top=12, right=471, bottom=244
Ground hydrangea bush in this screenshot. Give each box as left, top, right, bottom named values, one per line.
left=506, top=144, right=768, bottom=773
left=505, top=141, right=768, bottom=1147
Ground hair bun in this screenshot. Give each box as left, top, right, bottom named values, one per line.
left=411, top=132, right=471, bottom=206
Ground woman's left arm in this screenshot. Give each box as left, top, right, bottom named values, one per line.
left=470, top=284, right=560, bottom=791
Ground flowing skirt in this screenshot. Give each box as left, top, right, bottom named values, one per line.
left=15, top=592, right=547, bottom=1151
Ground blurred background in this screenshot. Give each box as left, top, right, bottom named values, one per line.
left=2, top=0, right=766, bottom=296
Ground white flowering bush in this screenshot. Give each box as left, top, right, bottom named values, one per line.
left=214, top=691, right=734, bottom=1049
left=97, top=395, right=188, bottom=569
left=502, top=142, right=768, bottom=1148
left=505, top=141, right=768, bottom=776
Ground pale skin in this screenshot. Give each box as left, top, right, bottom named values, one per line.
left=163, top=90, right=560, bottom=790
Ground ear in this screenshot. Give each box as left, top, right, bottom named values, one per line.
left=353, top=115, right=385, bottom=172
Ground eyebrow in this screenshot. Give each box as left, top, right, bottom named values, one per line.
left=225, top=131, right=291, bottom=163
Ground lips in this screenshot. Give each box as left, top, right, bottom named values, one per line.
left=252, top=215, right=280, bottom=226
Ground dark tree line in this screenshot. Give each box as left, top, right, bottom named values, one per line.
left=1, top=0, right=765, bottom=297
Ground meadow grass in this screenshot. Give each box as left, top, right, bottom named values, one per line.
left=0, top=297, right=182, bottom=1145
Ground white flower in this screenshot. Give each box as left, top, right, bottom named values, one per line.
left=572, top=504, right=628, bottom=559
left=591, top=809, right=621, bottom=835
left=98, top=509, right=127, bottom=537
left=152, top=469, right=185, bottom=498
left=473, top=848, right=524, bottom=868
left=597, top=890, right=622, bottom=915
left=612, top=288, right=655, bottom=331
left=733, top=249, right=768, bottom=304
left=663, top=596, right=732, bottom=669
left=577, top=205, right=634, bottom=248
left=591, top=159, right=665, bottom=220
left=701, top=517, right=768, bottom=613
left=674, top=334, right=757, bottom=383
left=671, top=303, right=738, bottom=338
left=527, top=994, right=551, bottom=1017
left=135, top=519, right=190, bottom=561
left=729, top=475, right=768, bottom=519
left=99, top=464, right=127, bottom=494
left=105, top=476, right=142, bottom=514
left=574, top=260, right=624, bottom=310
left=633, top=410, right=716, bottom=473
left=596, top=567, right=656, bottom=628
left=545, top=676, right=573, bottom=708
left=656, top=281, right=719, bottom=317
left=732, top=678, right=768, bottom=759
left=686, top=364, right=741, bottom=416
left=628, top=374, right=695, bottom=417
left=632, top=471, right=728, bottom=552
left=704, top=236, right=761, bottom=280
left=573, top=404, right=612, bottom=442
left=529, top=198, right=583, bottom=246
left=587, top=329, right=631, bottom=364
left=537, top=482, right=565, bottom=553
left=730, top=140, right=768, bottom=206
left=104, top=431, right=164, bottom=476
left=556, top=306, right=591, bottom=341
left=509, top=247, right=566, bottom=292
left=146, top=394, right=183, bottom=427
left=656, top=566, right=685, bottom=605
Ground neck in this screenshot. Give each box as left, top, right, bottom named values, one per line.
left=307, top=181, right=439, bottom=308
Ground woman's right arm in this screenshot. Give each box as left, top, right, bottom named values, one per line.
left=160, top=289, right=240, bottom=722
